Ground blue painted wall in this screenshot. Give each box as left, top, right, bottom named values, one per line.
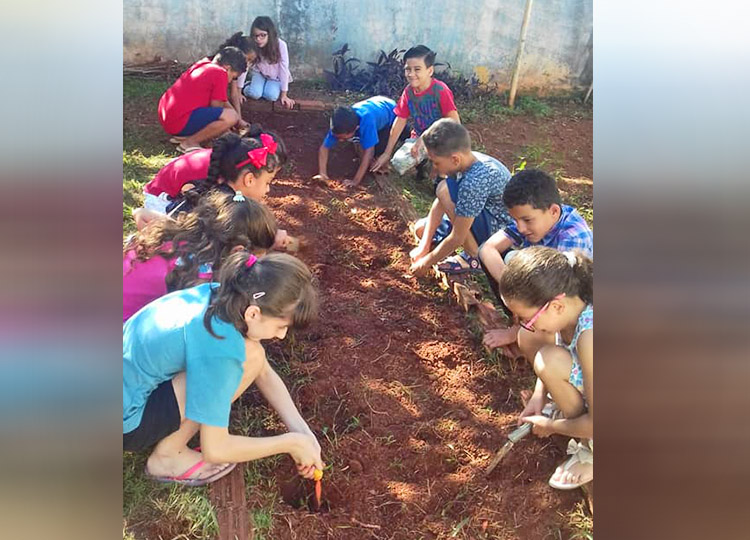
left=124, top=0, right=592, bottom=91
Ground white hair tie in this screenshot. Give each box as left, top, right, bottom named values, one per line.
left=564, top=251, right=577, bottom=267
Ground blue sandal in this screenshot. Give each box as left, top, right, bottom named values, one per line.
left=437, top=253, right=482, bottom=274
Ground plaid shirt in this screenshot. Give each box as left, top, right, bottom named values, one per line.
left=505, top=205, right=593, bottom=257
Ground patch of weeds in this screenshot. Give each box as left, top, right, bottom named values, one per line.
left=123, top=77, right=170, bottom=100
left=387, top=171, right=434, bottom=217
left=378, top=433, right=397, bottom=446
left=389, top=457, right=405, bottom=472
left=514, top=94, right=552, bottom=117
left=329, top=197, right=350, bottom=214
left=566, top=501, right=594, bottom=539
left=514, top=142, right=564, bottom=175
left=123, top=452, right=218, bottom=539
left=251, top=506, right=275, bottom=540
left=345, top=415, right=362, bottom=433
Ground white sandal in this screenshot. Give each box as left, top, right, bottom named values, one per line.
left=549, top=439, right=593, bottom=490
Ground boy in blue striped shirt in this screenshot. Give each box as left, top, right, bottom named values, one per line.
left=478, top=169, right=592, bottom=354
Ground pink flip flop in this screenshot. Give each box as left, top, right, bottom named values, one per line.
left=146, top=460, right=236, bottom=487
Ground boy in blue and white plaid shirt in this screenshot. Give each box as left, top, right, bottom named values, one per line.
left=478, top=169, right=593, bottom=356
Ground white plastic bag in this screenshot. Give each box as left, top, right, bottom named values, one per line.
left=390, top=138, right=427, bottom=176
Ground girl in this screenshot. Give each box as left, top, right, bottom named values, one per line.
left=134, top=130, right=289, bottom=247
left=243, top=17, right=295, bottom=109
left=123, top=191, right=277, bottom=322
left=209, top=33, right=260, bottom=131
left=140, top=125, right=264, bottom=214
left=499, top=246, right=593, bottom=490
left=123, top=251, right=324, bottom=485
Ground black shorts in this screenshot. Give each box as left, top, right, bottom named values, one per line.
left=123, top=380, right=181, bottom=452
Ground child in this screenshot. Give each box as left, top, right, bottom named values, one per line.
left=370, top=45, right=460, bottom=174
left=158, top=47, right=247, bottom=153
left=408, top=119, right=513, bottom=276
left=140, top=125, right=265, bottom=214
left=313, top=96, right=398, bottom=187
left=243, top=17, right=295, bottom=109
left=134, top=131, right=292, bottom=255
left=478, top=169, right=593, bottom=351
left=500, top=247, right=593, bottom=490
left=123, top=191, right=277, bottom=322
left=124, top=251, right=324, bottom=485
left=211, top=33, right=260, bottom=132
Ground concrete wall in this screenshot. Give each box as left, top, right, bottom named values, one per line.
left=124, top=0, right=592, bottom=91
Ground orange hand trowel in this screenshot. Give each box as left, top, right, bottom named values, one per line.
left=313, top=468, right=323, bottom=510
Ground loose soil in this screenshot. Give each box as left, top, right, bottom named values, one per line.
left=124, top=83, right=593, bottom=538
left=236, top=104, right=591, bottom=538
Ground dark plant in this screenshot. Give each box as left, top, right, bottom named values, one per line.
left=324, top=44, right=484, bottom=100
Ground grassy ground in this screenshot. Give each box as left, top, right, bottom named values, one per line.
left=122, top=76, right=593, bottom=539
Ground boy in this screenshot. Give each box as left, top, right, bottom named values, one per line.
left=313, top=96, right=397, bottom=187
left=409, top=119, right=513, bottom=277
left=370, top=45, right=460, bottom=174
left=158, top=47, right=246, bottom=153
left=478, top=168, right=593, bottom=352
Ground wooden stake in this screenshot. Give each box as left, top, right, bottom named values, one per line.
left=508, top=0, right=535, bottom=109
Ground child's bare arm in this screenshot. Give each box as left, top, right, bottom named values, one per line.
left=411, top=216, right=473, bottom=274
left=479, top=231, right=515, bottom=282
left=315, top=145, right=330, bottom=179
left=255, top=358, right=316, bottom=437
left=371, top=117, right=408, bottom=172
left=347, top=147, right=375, bottom=185
left=446, top=110, right=461, bottom=123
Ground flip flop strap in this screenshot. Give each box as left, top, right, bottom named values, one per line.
left=175, top=460, right=206, bottom=480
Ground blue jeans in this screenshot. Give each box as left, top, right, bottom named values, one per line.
left=242, top=72, right=282, bottom=101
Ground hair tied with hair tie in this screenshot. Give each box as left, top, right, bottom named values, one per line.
left=245, top=254, right=258, bottom=268
left=233, top=191, right=246, bottom=202
left=564, top=251, right=577, bottom=267
left=235, top=133, right=278, bottom=169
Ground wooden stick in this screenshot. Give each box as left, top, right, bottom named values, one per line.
left=508, top=0, right=535, bottom=109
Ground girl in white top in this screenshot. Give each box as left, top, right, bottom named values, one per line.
left=242, top=16, right=295, bottom=109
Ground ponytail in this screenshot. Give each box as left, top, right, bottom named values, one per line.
left=500, top=246, right=593, bottom=307
left=206, top=131, right=288, bottom=187
left=204, top=252, right=318, bottom=338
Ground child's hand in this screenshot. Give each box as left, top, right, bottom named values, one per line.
left=343, top=178, right=361, bottom=188
left=280, top=96, right=296, bottom=109
left=517, top=392, right=546, bottom=425
left=410, top=137, right=422, bottom=158
left=409, top=257, right=431, bottom=277
left=521, top=415, right=555, bottom=438
left=370, top=154, right=390, bottom=173
left=289, top=433, right=324, bottom=478
left=409, top=244, right=429, bottom=263
left=273, top=229, right=289, bottom=250
left=311, top=173, right=330, bottom=182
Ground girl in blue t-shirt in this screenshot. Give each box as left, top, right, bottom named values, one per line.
left=123, top=251, right=324, bottom=486
left=499, top=246, right=593, bottom=490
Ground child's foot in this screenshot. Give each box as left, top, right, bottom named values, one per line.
left=169, top=136, right=187, bottom=144
left=146, top=448, right=235, bottom=486
left=549, top=440, right=593, bottom=490
left=437, top=253, right=481, bottom=275
left=177, top=141, right=203, bottom=154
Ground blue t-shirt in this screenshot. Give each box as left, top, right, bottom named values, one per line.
left=123, top=283, right=245, bottom=433
left=323, top=96, right=396, bottom=150
left=453, top=152, right=513, bottom=235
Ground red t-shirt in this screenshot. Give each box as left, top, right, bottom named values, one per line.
left=144, top=148, right=212, bottom=197
left=158, top=60, right=229, bottom=134
left=393, top=79, right=457, bottom=136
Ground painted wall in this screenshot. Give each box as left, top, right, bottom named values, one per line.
left=124, top=0, right=592, bottom=91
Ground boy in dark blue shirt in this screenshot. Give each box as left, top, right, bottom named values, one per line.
left=314, top=96, right=397, bottom=187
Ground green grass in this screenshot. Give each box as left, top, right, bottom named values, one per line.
left=458, top=93, right=552, bottom=124
left=123, top=452, right=218, bottom=539
left=388, top=169, right=434, bottom=217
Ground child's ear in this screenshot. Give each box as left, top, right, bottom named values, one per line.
left=242, top=171, right=255, bottom=186
left=427, top=65, right=435, bottom=78
left=550, top=204, right=562, bottom=218
left=244, top=304, right=261, bottom=321
left=551, top=299, right=566, bottom=315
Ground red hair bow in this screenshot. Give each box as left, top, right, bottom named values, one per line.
left=236, top=134, right=278, bottom=169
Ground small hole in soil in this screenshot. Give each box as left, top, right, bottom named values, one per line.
left=280, top=475, right=333, bottom=513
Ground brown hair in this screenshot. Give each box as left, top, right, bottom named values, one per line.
left=126, top=192, right=277, bottom=291
left=251, top=16, right=281, bottom=64
left=204, top=252, right=318, bottom=337
left=500, top=246, right=593, bottom=307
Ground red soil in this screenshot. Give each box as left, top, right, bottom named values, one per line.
left=231, top=107, right=590, bottom=539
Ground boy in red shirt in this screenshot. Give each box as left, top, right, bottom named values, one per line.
left=371, top=45, right=460, bottom=175
left=158, top=47, right=246, bottom=153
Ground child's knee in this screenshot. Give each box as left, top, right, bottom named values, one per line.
left=263, top=85, right=281, bottom=102
left=222, top=108, right=239, bottom=126
left=243, top=84, right=262, bottom=100
left=533, top=345, right=572, bottom=378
